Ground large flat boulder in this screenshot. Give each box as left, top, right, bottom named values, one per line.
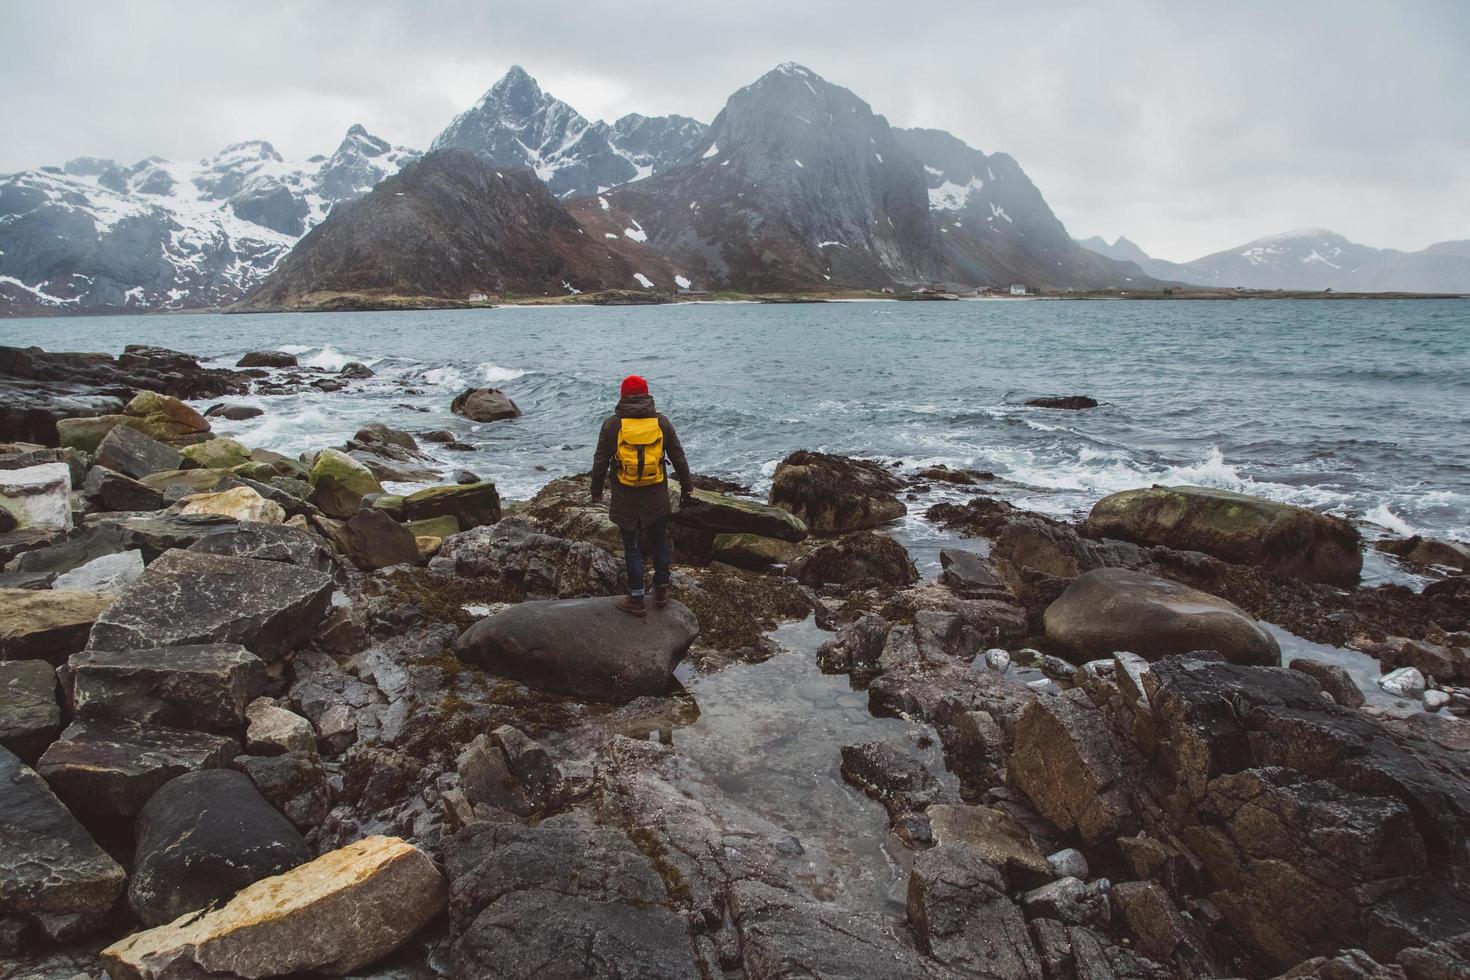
left=36, top=719, right=236, bottom=819
left=88, top=549, right=334, bottom=661
left=0, top=660, right=61, bottom=761
left=129, top=769, right=312, bottom=926
left=403, top=482, right=501, bottom=530
left=80, top=466, right=166, bottom=512
left=102, top=835, right=446, bottom=980
left=120, top=390, right=211, bottom=445
left=670, top=483, right=808, bottom=542
left=94, top=424, right=183, bottom=479
left=66, top=644, right=266, bottom=730
left=0, top=588, right=112, bottom=664
left=454, top=596, right=699, bottom=702
left=173, top=486, right=285, bottom=525
left=52, top=549, right=145, bottom=593
left=432, top=519, right=623, bottom=598
left=907, top=842, right=1041, bottom=979
left=0, top=745, right=126, bottom=918
left=1088, top=485, right=1362, bottom=585
left=1043, top=567, right=1281, bottom=666
left=768, top=450, right=906, bottom=534
left=788, top=530, right=918, bottom=587
left=0, top=462, right=71, bottom=531
left=185, top=521, right=337, bottom=573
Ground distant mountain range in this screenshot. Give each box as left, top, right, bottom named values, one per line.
left=6, top=63, right=1464, bottom=316
left=1078, top=230, right=1470, bottom=293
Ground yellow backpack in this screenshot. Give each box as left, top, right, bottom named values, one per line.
left=615, top=417, right=666, bottom=487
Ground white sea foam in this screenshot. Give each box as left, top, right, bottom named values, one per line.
left=479, top=361, right=527, bottom=383
left=1364, top=503, right=1415, bottom=536
left=299, top=344, right=355, bottom=371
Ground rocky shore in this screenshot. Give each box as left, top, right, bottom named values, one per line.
left=2, top=343, right=1468, bottom=980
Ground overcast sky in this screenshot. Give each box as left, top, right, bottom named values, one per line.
left=3, top=1, right=1466, bottom=261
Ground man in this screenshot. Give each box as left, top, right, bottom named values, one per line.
left=591, top=374, right=695, bottom=616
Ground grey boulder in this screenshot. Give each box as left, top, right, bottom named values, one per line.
left=94, top=424, right=183, bottom=480
left=230, top=751, right=332, bottom=830
left=455, top=596, right=698, bottom=702
left=81, top=466, right=166, bottom=512
left=185, top=521, right=337, bottom=573
left=129, top=769, right=312, bottom=926
left=66, top=644, right=266, bottom=730
left=0, top=660, right=61, bottom=762
left=88, top=548, right=334, bottom=661
left=1043, top=567, right=1281, bottom=666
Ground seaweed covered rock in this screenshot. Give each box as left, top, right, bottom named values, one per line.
left=404, top=481, right=501, bottom=530
left=670, top=483, right=808, bottom=542
left=1044, top=567, right=1281, bottom=666
left=432, top=518, right=622, bottom=597
left=788, top=530, right=918, bottom=587
left=1089, top=485, right=1363, bottom=585
left=308, top=448, right=384, bottom=519
left=768, top=451, right=906, bottom=534
left=121, top=390, right=211, bottom=444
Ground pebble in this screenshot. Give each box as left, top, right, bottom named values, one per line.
left=1047, top=847, right=1089, bottom=880
left=1378, top=666, right=1426, bottom=698
left=983, top=648, right=1010, bottom=672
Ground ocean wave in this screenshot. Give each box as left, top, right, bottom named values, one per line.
left=1364, top=503, right=1415, bottom=537
left=479, top=361, right=527, bottom=383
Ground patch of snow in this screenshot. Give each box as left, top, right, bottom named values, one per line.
left=604, top=232, right=619, bottom=239
left=623, top=219, right=648, bottom=243
left=633, top=272, right=655, bottom=289
left=598, top=196, right=610, bottom=210
left=874, top=153, right=883, bottom=164
left=674, top=274, right=692, bottom=289
left=702, top=143, right=720, bottom=159
left=989, top=202, right=1013, bottom=224
left=816, top=241, right=848, bottom=248
left=1301, top=249, right=1341, bottom=269
left=924, top=165, right=943, bottom=176
left=794, top=159, right=804, bottom=168
left=562, top=280, right=582, bottom=295
left=928, top=177, right=984, bottom=210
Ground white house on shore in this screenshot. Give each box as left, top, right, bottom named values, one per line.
left=1009, top=284, right=1027, bottom=296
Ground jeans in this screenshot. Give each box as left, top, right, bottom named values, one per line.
left=621, top=516, right=671, bottom=597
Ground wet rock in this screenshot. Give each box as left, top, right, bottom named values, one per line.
left=0, top=745, right=126, bottom=920
left=768, top=450, right=907, bottom=533
left=789, top=529, right=918, bottom=587
left=0, top=462, right=71, bottom=531
left=991, top=514, right=1136, bottom=580
left=0, top=661, right=60, bottom=762
left=102, top=835, right=446, bottom=980
left=433, top=518, right=623, bottom=598
left=186, top=521, right=337, bottom=573
left=1291, top=658, right=1367, bottom=708
left=455, top=596, right=698, bottom=702
left=1047, top=847, right=1089, bottom=880
left=492, top=724, right=557, bottom=799
left=1378, top=667, right=1426, bottom=698
left=939, top=548, right=1012, bottom=599
left=451, top=387, right=521, bottom=422
left=51, top=548, right=144, bottom=594
left=0, top=588, right=112, bottom=664
left=244, top=697, right=316, bottom=755
left=1044, top=567, right=1281, bottom=666
left=1009, top=690, right=1140, bottom=845
left=67, top=644, right=265, bottom=730
left=89, top=511, right=240, bottom=561
left=179, top=435, right=252, bottom=470
left=236, top=350, right=297, bottom=368
left=1375, top=535, right=1470, bottom=573
left=340, top=361, right=375, bottom=379
left=670, top=483, right=808, bottom=542
left=333, top=506, right=422, bottom=570
left=916, top=463, right=994, bottom=485
left=94, top=424, right=183, bottom=479
left=710, top=531, right=805, bottom=569
left=455, top=734, right=535, bottom=816
left=36, top=718, right=236, bottom=819
left=869, top=660, right=1040, bottom=734
left=404, top=482, right=501, bottom=530
left=1366, top=633, right=1470, bottom=685
left=203, top=402, right=264, bottom=420
left=1021, top=876, right=1111, bottom=927
left=129, top=769, right=312, bottom=926
left=81, top=466, right=165, bottom=511
left=355, top=422, right=419, bottom=452
left=445, top=820, right=697, bottom=980
left=815, top=611, right=892, bottom=675
left=927, top=803, right=1052, bottom=888
left=309, top=447, right=385, bottom=519
left=1089, top=485, right=1363, bottom=584
left=88, top=549, right=334, bottom=660
left=840, top=741, right=943, bottom=818
left=230, top=751, right=332, bottom=830
left=121, top=390, right=212, bottom=444
left=1026, top=395, right=1098, bottom=410
left=174, top=485, right=285, bottom=524
left=907, top=842, right=1041, bottom=979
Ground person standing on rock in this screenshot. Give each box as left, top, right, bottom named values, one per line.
left=591, top=374, right=695, bottom=616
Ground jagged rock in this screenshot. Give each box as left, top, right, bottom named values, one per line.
left=94, top=424, right=183, bottom=479
left=991, top=515, right=1133, bottom=579
left=455, top=596, right=698, bottom=702
left=50, top=548, right=144, bottom=594
left=36, top=718, right=236, bottom=819
left=179, top=436, right=252, bottom=470
left=0, top=746, right=126, bottom=919
left=840, top=740, right=943, bottom=818
left=1009, top=689, right=1139, bottom=845
left=519, top=474, right=622, bottom=552
left=1366, top=634, right=1470, bottom=685
left=669, top=483, right=808, bottom=542
left=173, top=485, right=286, bottom=524
left=230, top=751, right=332, bottom=830
left=1291, top=658, right=1367, bottom=708
left=877, top=610, right=982, bottom=674
left=355, top=423, right=418, bottom=452
left=102, top=835, right=446, bottom=980
left=131, top=770, right=311, bottom=928
left=55, top=414, right=126, bottom=453
left=816, top=612, right=893, bottom=675
left=81, top=466, right=165, bottom=511
left=0, top=445, right=89, bottom=488
left=1110, top=880, right=1193, bottom=964
left=788, top=530, right=918, bottom=587
left=710, top=532, right=805, bottom=569
left=1375, top=536, right=1470, bottom=572
left=1044, top=567, right=1281, bottom=666
left=66, top=644, right=265, bottom=730
left=768, top=450, right=906, bottom=533
left=451, top=387, right=520, bottom=422
left=433, top=518, right=623, bottom=597
left=869, top=660, right=1040, bottom=734
left=404, top=482, right=501, bottom=530
left=1021, top=877, right=1111, bottom=927
left=244, top=697, right=316, bottom=755
left=1089, top=485, right=1363, bottom=584
left=0, top=463, right=71, bottom=531
left=88, top=549, right=334, bottom=660
left=309, top=448, right=384, bottom=519
left=1047, top=848, right=1090, bottom=880
left=203, top=402, right=264, bottom=420
left=1378, top=667, right=1426, bottom=698
left=1282, top=949, right=1409, bottom=979
left=455, top=734, right=535, bottom=816
left=186, top=521, right=337, bottom=573
left=138, top=465, right=233, bottom=497
left=444, top=820, right=697, bottom=980
left=916, top=464, right=994, bottom=485
left=334, top=506, right=422, bottom=570
left=0, top=588, right=112, bottom=663
left=927, top=803, right=1052, bottom=888
left=236, top=351, right=297, bottom=368
left=939, top=548, right=1012, bottom=598
left=0, top=661, right=60, bottom=762
left=87, top=511, right=240, bottom=561
left=907, top=842, right=1041, bottom=979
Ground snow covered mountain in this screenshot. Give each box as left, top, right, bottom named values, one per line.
left=428, top=66, right=708, bottom=199
left=0, top=127, right=418, bottom=315
left=1078, top=230, right=1470, bottom=292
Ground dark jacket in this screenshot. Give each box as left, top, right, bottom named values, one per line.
left=591, top=394, right=693, bottom=529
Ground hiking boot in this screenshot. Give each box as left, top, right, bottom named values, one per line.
left=653, top=584, right=670, bottom=609
left=617, top=595, right=647, bottom=617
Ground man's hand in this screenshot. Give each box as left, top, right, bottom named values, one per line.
left=591, top=490, right=604, bottom=505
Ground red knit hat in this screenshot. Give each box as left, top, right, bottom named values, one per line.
left=620, top=375, right=649, bottom=398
